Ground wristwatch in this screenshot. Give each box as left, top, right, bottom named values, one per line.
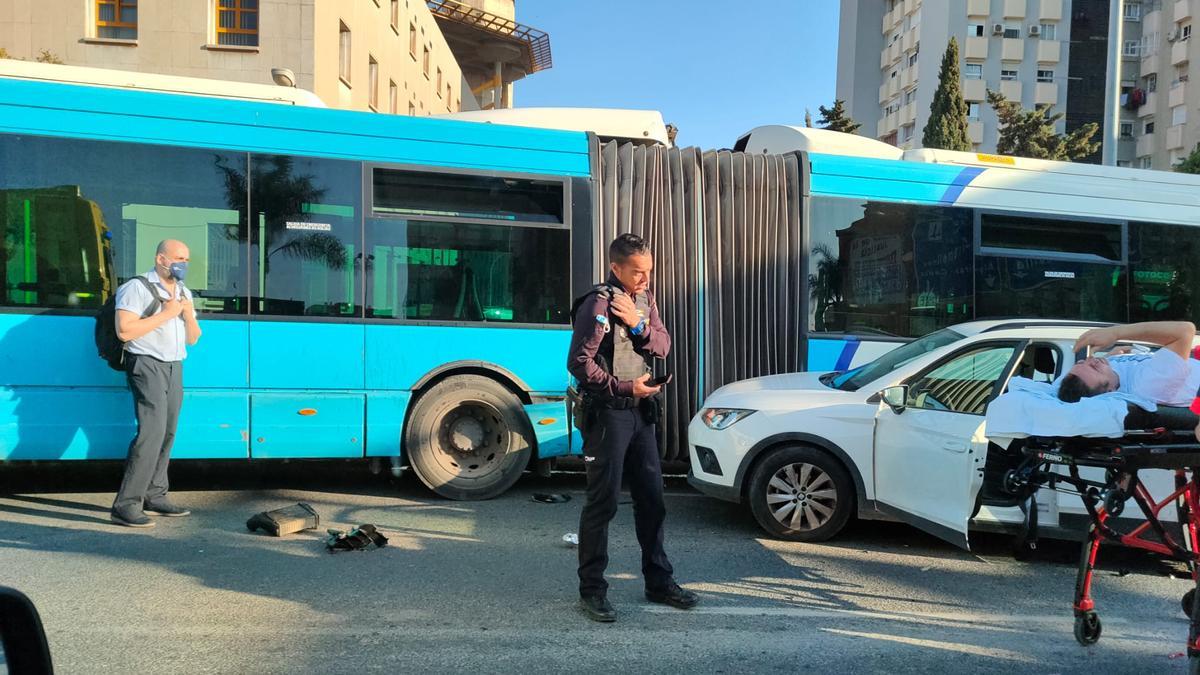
left=630, top=317, right=647, bottom=336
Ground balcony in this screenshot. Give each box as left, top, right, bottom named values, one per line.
left=1136, top=132, right=1156, bottom=157
left=1000, top=79, right=1023, bottom=101
left=1039, top=0, right=1063, bottom=21
left=1173, top=39, right=1189, bottom=65
left=882, top=8, right=893, bottom=33
left=902, top=0, right=918, bottom=16
left=963, top=78, right=987, bottom=101
left=1003, top=0, right=1026, bottom=19
left=1002, top=38, right=1025, bottom=61
left=880, top=81, right=890, bottom=104
left=903, top=25, right=920, bottom=51
left=890, top=40, right=903, bottom=63
left=902, top=63, right=920, bottom=89
left=1034, top=82, right=1058, bottom=105
left=1175, top=0, right=1192, bottom=23
left=877, top=112, right=900, bottom=137
left=888, top=76, right=901, bottom=98
left=967, top=0, right=989, bottom=16
left=901, top=102, right=917, bottom=125
left=966, top=36, right=989, bottom=59
left=1139, top=92, right=1158, bottom=116
left=1170, top=80, right=1188, bottom=107
left=969, top=121, right=985, bottom=144
left=1168, top=124, right=1185, bottom=149
left=1037, top=39, right=1061, bottom=63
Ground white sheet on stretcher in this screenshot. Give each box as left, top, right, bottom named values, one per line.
left=984, top=377, right=1158, bottom=443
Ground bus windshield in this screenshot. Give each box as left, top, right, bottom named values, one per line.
left=828, top=328, right=965, bottom=392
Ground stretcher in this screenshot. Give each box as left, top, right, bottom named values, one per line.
left=996, top=404, right=1200, bottom=671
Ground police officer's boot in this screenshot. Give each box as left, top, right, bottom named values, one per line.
left=579, top=595, right=616, bottom=622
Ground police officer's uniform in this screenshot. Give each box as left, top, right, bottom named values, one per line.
left=566, top=272, right=676, bottom=602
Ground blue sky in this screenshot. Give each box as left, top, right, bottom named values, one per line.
left=513, top=0, right=840, bottom=149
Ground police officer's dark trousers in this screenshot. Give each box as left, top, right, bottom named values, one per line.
left=578, top=405, right=674, bottom=598
left=113, top=353, right=183, bottom=512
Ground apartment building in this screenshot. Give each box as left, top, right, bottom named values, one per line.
left=1134, top=0, right=1198, bottom=169
left=0, top=0, right=552, bottom=115
left=838, top=0, right=1197, bottom=169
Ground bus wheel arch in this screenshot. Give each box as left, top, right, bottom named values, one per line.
left=404, top=372, right=534, bottom=501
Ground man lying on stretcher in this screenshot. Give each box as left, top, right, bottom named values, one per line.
left=1059, top=321, right=1200, bottom=439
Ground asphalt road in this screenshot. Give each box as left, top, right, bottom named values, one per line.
left=1, top=460, right=1198, bottom=674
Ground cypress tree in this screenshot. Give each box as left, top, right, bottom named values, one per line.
left=921, top=37, right=972, bottom=151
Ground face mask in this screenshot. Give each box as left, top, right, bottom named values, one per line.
left=164, top=261, right=188, bottom=283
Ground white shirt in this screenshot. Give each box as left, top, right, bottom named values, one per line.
left=1110, top=348, right=1200, bottom=407
left=114, top=269, right=192, bottom=362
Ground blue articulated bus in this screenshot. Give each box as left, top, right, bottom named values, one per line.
left=0, top=78, right=592, bottom=500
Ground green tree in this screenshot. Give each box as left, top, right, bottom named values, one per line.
left=922, top=37, right=972, bottom=151
left=35, top=50, right=63, bottom=64
left=816, top=100, right=861, bottom=134
left=808, top=243, right=843, bottom=332
left=986, top=90, right=1100, bottom=160
left=0, top=47, right=9, bottom=59
left=1177, top=145, right=1200, bottom=174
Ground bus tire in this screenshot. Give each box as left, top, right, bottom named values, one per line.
left=405, top=374, right=532, bottom=501
left=746, top=445, right=854, bottom=542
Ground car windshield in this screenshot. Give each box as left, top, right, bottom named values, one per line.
left=827, top=328, right=966, bottom=391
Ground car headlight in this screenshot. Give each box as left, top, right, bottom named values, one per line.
left=700, top=408, right=756, bottom=430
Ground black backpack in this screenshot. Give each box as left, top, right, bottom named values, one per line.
left=95, top=276, right=162, bottom=371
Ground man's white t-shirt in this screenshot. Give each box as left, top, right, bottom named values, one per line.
left=1110, top=348, right=1200, bottom=407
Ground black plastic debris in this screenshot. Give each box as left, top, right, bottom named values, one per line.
left=325, top=524, right=388, bottom=553
left=532, top=493, right=571, bottom=504
left=246, top=503, right=320, bottom=537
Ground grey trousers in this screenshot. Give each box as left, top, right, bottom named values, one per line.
left=113, top=353, right=183, bottom=513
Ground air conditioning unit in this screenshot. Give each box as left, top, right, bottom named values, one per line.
left=1168, top=27, right=1180, bottom=42
left=1028, top=25, right=1041, bottom=37
left=992, top=23, right=1005, bottom=35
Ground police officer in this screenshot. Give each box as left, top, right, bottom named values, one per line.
left=567, top=233, right=699, bottom=622
left=110, top=239, right=201, bottom=528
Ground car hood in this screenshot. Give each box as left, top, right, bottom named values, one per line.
left=702, top=371, right=855, bottom=409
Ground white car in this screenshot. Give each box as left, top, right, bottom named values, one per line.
left=687, top=319, right=1188, bottom=548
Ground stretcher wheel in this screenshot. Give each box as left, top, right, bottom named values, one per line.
left=1183, top=589, right=1196, bottom=617
left=1074, top=611, right=1102, bottom=645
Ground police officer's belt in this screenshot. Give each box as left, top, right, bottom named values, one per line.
left=595, top=395, right=638, bottom=410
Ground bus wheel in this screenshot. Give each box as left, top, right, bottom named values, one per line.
left=405, top=374, right=532, bottom=501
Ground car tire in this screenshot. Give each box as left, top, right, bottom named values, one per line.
left=747, top=446, right=854, bottom=542
left=405, top=375, right=532, bottom=501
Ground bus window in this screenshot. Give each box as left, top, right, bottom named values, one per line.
left=1129, top=221, right=1200, bottom=323
left=365, top=218, right=570, bottom=324
left=372, top=168, right=564, bottom=224
left=249, top=154, right=362, bottom=318
left=808, top=196, right=973, bottom=338
left=980, top=214, right=1123, bottom=262
left=975, top=257, right=1127, bottom=323
left=0, top=135, right=247, bottom=313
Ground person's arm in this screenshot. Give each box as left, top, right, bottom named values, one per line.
left=115, top=282, right=182, bottom=342
left=566, top=294, right=659, bottom=399
left=1074, top=321, right=1196, bottom=359
left=629, top=291, right=671, bottom=360
left=180, top=294, right=202, bottom=346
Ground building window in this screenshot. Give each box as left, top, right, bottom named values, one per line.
left=1120, top=121, right=1133, bottom=137
left=1037, top=69, right=1054, bottom=83
left=900, top=124, right=914, bottom=142
left=968, top=23, right=985, bottom=37
left=1172, top=105, right=1187, bottom=126
left=1001, top=69, right=1018, bottom=81
left=1183, top=24, right=1193, bottom=41
left=964, top=63, right=983, bottom=80
left=1122, top=40, right=1141, bottom=57
left=389, top=80, right=398, bottom=114
left=1116, top=160, right=1131, bottom=167
left=968, top=102, right=980, bottom=120
left=908, top=51, right=919, bottom=66
left=215, top=0, right=259, bottom=47
left=391, top=0, right=399, bottom=31
left=1003, top=25, right=1021, bottom=39
left=408, top=101, right=416, bottom=115
left=368, top=56, right=379, bottom=110
left=436, top=67, right=443, bottom=95
left=422, top=46, right=430, bottom=78
left=96, top=0, right=137, bottom=40
left=1145, top=120, right=1156, bottom=134
left=1138, top=156, right=1153, bottom=169
left=1039, top=23, right=1057, bottom=40
left=409, top=23, right=417, bottom=58
left=904, top=89, right=917, bottom=104
left=339, top=22, right=351, bottom=83
left=445, top=83, right=451, bottom=104
left=1124, top=2, right=1141, bottom=21
left=1146, top=73, right=1158, bottom=93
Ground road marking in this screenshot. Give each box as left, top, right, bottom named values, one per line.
left=641, top=604, right=1133, bottom=627
left=820, top=628, right=1036, bottom=663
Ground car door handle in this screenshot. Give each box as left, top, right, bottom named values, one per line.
left=942, top=441, right=967, bottom=453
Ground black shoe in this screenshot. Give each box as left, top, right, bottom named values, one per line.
left=646, top=582, right=699, bottom=610
left=144, top=500, right=190, bottom=517
left=110, top=508, right=155, bottom=528
left=579, top=595, right=616, bottom=622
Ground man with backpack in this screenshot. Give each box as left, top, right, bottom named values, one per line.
left=109, top=239, right=201, bottom=528
left=566, top=233, right=698, bottom=622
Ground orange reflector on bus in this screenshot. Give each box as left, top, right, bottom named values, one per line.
left=298, top=408, right=318, bottom=416
left=538, top=418, right=557, bottom=426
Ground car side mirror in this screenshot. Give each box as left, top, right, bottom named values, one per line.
left=0, top=586, right=53, bottom=674
left=880, top=385, right=908, bottom=414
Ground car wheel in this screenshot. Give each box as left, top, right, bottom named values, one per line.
left=747, top=446, right=854, bottom=542
left=405, top=375, right=532, bottom=501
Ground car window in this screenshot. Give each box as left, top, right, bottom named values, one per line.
left=831, top=328, right=964, bottom=391
left=906, top=345, right=1017, bottom=415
